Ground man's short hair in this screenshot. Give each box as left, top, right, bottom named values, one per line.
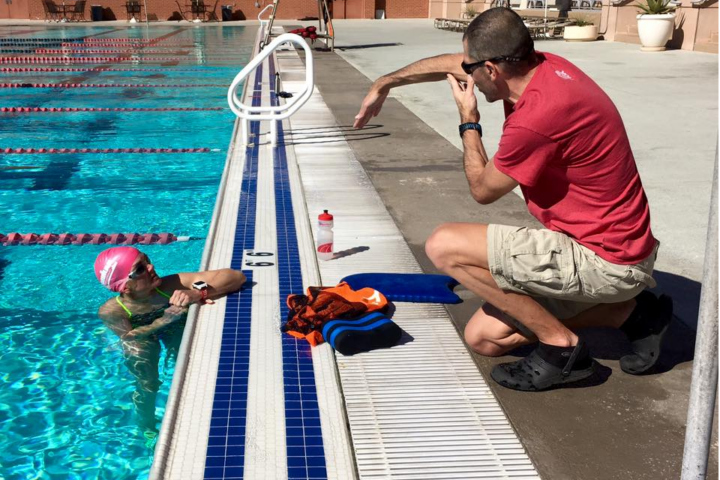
left=463, top=8, right=535, bottom=69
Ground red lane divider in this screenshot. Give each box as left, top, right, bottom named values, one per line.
left=36, top=49, right=191, bottom=55
left=0, top=83, right=223, bottom=88
left=83, top=39, right=189, bottom=44
left=1, top=67, right=207, bottom=72
left=0, top=57, right=187, bottom=64
left=1, top=232, right=194, bottom=246
left=1, top=107, right=224, bottom=112
left=3, top=148, right=211, bottom=154
left=61, top=42, right=195, bottom=48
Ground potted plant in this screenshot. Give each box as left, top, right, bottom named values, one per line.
left=463, top=5, right=477, bottom=19
left=563, top=17, right=598, bottom=42
left=636, top=0, right=676, bottom=51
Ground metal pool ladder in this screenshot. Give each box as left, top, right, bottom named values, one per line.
left=227, top=33, right=314, bottom=147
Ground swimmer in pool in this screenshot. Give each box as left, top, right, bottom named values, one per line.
left=95, top=246, right=245, bottom=432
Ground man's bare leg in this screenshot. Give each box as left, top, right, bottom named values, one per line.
left=425, top=222, right=577, bottom=347
left=464, top=300, right=637, bottom=357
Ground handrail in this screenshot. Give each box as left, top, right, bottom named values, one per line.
left=227, top=33, right=314, bottom=147
left=258, top=4, right=273, bottom=27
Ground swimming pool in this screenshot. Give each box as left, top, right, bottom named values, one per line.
left=0, top=24, right=254, bottom=479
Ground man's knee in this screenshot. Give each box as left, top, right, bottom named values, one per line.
left=425, top=224, right=457, bottom=271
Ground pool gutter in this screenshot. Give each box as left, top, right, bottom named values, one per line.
left=148, top=27, right=260, bottom=480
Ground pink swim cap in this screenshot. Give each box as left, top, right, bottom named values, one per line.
left=94, top=246, right=141, bottom=292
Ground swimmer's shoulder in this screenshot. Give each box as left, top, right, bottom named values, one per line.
left=98, top=297, right=127, bottom=322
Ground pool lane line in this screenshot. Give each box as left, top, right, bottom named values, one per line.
left=35, top=49, right=193, bottom=54
left=202, top=60, right=264, bottom=480
left=1, top=107, right=225, bottom=113
left=2, top=148, right=212, bottom=154
left=76, top=28, right=131, bottom=40
left=0, top=38, right=85, bottom=44
left=1, top=67, right=212, bottom=72
left=0, top=29, right=48, bottom=38
left=270, top=53, right=329, bottom=480
left=0, top=57, right=191, bottom=64
left=0, top=83, right=225, bottom=88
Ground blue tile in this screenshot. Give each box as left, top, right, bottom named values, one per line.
left=286, top=436, right=306, bottom=447
left=304, top=436, right=324, bottom=447
left=305, top=446, right=325, bottom=457
left=207, top=436, right=227, bottom=447
left=223, top=466, right=244, bottom=477
left=287, top=446, right=307, bottom=457
left=306, top=456, right=327, bottom=467
left=208, top=426, right=228, bottom=437
left=288, top=467, right=309, bottom=478
left=205, top=456, right=226, bottom=467
left=307, top=467, right=327, bottom=478
left=224, top=455, right=244, bottom=467
left=204, top=466, right=224, bottom=478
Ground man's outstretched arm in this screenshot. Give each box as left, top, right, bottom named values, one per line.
left=354, top=53, right=465, bottom=129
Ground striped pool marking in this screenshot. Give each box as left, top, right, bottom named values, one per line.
left=0, top=83, right=225, bottom=88
left=0, top=67, right=216, bottom=72
left=0, top=107, right=225, bottom=113
left=202, top=60, right=264, bottom=480
left=270, top=54, right=328, bottom=480
left=2, top=147, right=212, bottom=154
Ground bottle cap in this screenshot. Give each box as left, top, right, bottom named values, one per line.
left=318, top=210, right=333, bottom=221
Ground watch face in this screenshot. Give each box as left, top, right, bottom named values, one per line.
left=193, top=281, right=208, bottom=290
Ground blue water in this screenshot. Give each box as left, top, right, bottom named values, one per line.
left=0, top=25, right=255, bottom=479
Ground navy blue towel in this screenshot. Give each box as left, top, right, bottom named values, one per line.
left=322, top=311, right=402, bottom=356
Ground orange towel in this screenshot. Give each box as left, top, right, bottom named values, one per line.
left=284, top=282, right=388, bottom=346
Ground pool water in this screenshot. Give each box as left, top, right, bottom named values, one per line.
left=0, top=24, right=254, bottom=479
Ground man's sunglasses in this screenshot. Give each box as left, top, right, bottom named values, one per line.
left=128, top=256, right=151, bottom=279
left=461, top=55, right=526, bottom=75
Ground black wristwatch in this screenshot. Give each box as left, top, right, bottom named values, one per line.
left=459, top=122, right=483, bottom=138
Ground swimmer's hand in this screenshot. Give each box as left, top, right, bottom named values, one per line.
left=164, top=304, right=189, bottom=322
left=447, top=74, right=480, bottom=124
left=121, top=305, right=187, bottom=341
left=169, top=289, right=214, bottom=308
left=354, top=83, right=389, bottom=129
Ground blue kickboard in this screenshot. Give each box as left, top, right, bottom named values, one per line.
left=341, top=273, right=461, bottom=304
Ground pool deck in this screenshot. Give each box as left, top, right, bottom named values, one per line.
left=274, top=19, right=719, bottom=480
left=2, top=18, right=716, bottom=480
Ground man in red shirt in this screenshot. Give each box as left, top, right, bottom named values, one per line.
left=354, top=8, right=673, bottom=391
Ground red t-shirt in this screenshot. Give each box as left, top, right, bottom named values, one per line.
left=494, top=52, right=655, bottom=265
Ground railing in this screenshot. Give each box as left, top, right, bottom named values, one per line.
left=227, top=33, right=314, bottom=147
left=258, top=4, right=273, bottom=28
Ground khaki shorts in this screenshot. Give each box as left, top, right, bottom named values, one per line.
left=487, top=224, right=658, bottom=320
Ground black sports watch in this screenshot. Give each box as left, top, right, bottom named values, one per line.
left=459, top=122, right=483, bottom=138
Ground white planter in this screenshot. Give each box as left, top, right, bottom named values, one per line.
left=636, top=13, right=675, bottom=51
left=563, top=25, right=598, bottom=42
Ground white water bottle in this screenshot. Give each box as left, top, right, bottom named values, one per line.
left=317, top=210, right=334, bottom=261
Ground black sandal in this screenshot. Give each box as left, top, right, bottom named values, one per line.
left=491, top=339, right=597, bottom=391
left=620, top=291, right=673, bottom=375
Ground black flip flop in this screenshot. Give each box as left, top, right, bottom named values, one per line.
left=491, top=340, right=597, bottom=391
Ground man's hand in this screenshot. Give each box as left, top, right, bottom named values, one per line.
left=447, top=74, right=480, bottom=124
left=354, top=84, right=389, bottom=129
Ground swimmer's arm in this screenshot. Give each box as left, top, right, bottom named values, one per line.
left=98, top=303, right=180, bottom=341
left=171, top=268, right=246, bottom=303
left=354, top=53, right=465, bottom=129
